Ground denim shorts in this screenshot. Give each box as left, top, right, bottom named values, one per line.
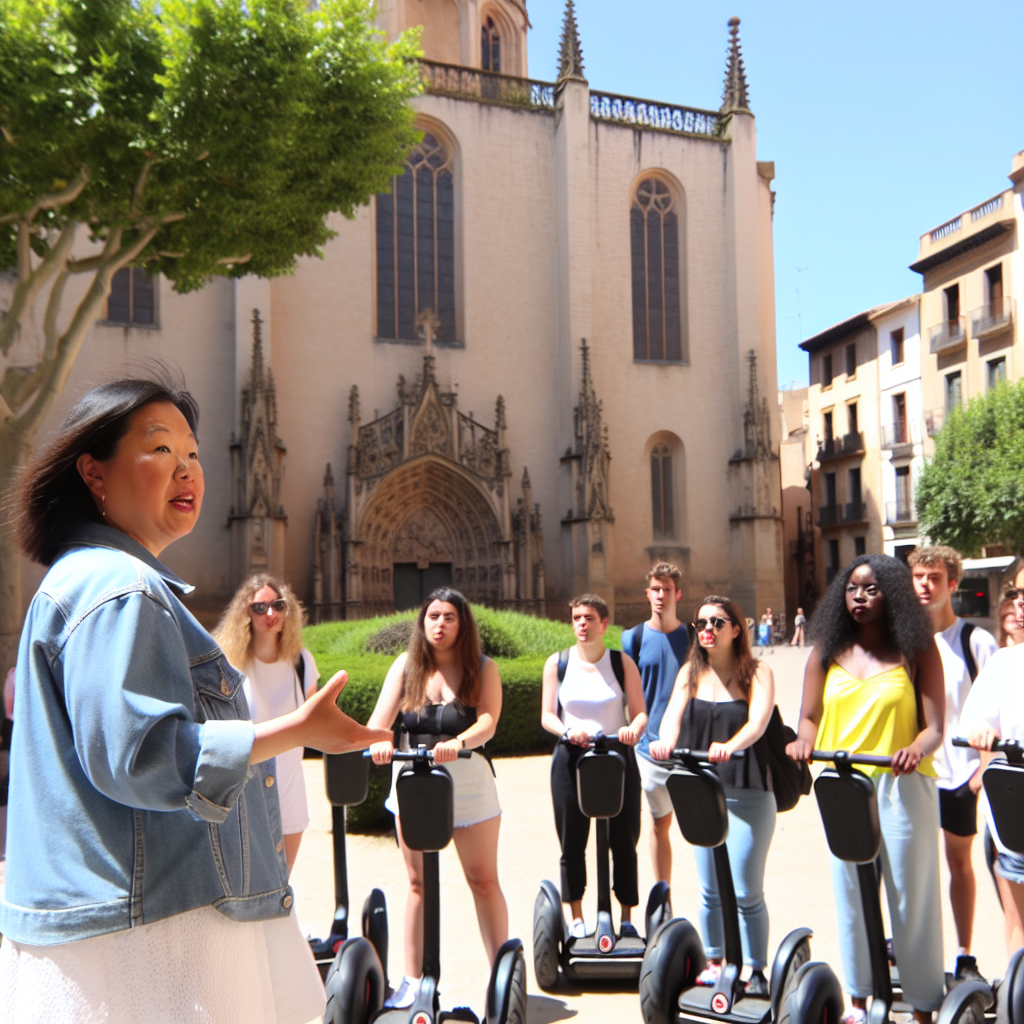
left=995, top=849, right=1024, bottom=885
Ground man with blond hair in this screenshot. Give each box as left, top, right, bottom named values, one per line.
left=620, top=563, right=689, bottom=894
left=909, top=544, right=997, bottom=983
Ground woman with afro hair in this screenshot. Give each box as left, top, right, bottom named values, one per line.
left=787, top=554, right=945, bottom=1024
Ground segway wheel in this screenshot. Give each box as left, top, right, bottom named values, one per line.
left=777, top=961, right=844, bottom=1024
left=532, top=887, right=562, bottom=991
left=323, top=936, right=385, bottom=1024
left=638, top=918, right=706, bottom=1024
left=644, top=881, right=672, bottom=942
left=361, top=888, right=389, bottom=985
left=936, top=982, right=994, bottom=1024
left=769, top=928, right=813, bottom=1023
left=486, top=938, right=527, bottom=1024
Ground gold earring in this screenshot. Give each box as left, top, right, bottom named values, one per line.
left=101, top=494, right=106, bottom=518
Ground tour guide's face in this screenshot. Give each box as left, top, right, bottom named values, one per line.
left=424, top=600, right=460, bottom=650
left=572, top=605, right=607, bottom=644
left=846, top=564, right=884, bottom=625
left=78, top=401, right=204, bottom=558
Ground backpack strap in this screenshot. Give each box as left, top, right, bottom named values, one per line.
left=294, top=652, right=306, bottom=709
left=960, top=622, right=978, bottom=683
left=556, top=648, right=570, bottom=682
left=609, top=649, right=625, bottom=688
left=631, top=626, right=643, bottom=665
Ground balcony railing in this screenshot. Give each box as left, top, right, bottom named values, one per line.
left=589, top=90, right=721, bottom=137
left=925, top=408, right=945, bottom=436
left=885, top=501, right=916, bottom=525
left=845, top=501, right=867, bottom=523
left=970, top=297, right=1013, bottom=339
left=816, top=431, right=865, bottom=462
left=928, top=316, right=966, bottom=353
left=420, top=60, right=555, bottom=110
left=881, top=421, right=921, bottom=449
left=971, top=194, right=1004, bottom=221
left=818, top=504, right=839, bottom=527
left=930, top=216, right=962, bottom=242
left=818, top=501, right=867, bottom=527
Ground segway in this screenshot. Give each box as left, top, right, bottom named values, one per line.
left=532, top=734, right=672, bottom=989
left=936, top=738, right=1024, bottom=1024
left=323, top=746, right=528, bottom=1024
left=639, top=748, right=842, bottom=1024
left=307, top=750, right=389, bottom=982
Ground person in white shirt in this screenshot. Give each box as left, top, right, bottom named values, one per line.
left=215, top=573, right=319, bottom=876
left=961, top=583, right=1024, bottom=954
left=908, top=546, right=997, bottom=982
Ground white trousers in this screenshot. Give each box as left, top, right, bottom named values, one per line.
left=829, top=771, right=945, bottom=1012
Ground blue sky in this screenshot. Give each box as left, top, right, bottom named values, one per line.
left=526, top=0, right=1024, bottom=388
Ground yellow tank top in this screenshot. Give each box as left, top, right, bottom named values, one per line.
left=816, top=662, right=935, bottom=779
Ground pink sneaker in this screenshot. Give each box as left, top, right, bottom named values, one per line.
left=697, top=962, right=722, bottom=987
left=840, top=1008, right=866, bottom=1024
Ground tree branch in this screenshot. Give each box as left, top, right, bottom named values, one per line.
left=43, top=267, right=70, bottom=363
left=24, top=167, right=89, bottom=222
left=130, top=160, right=154, bottom=219
left=0, top=222, right=77, bottom=357
left=217, top=253, right=252, bottom=265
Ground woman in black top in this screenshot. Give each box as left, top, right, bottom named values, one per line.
left=650, top=596, right=776, bottom=995
left=367, top=588, right=507, bottom=1008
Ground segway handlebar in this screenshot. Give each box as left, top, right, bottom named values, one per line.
left=361, top=745, right=473, bottom=761
left=654, top=747, right=745, bottom=763
left=952, top=736, right=1024, bottom=755
left=811, top=749, right=894, bottom=768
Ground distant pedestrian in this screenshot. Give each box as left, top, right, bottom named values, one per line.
left=997, top=594, right=1024, bottom=647
left=790, top=608, right=807, bottom=647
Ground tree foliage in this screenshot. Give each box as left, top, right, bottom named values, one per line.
left=917, top=380, right=1024, bottom=556
left=0, top=0, right=421, bottom=435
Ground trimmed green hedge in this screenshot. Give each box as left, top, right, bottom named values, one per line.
left=303, top=608, right=625, bottom=832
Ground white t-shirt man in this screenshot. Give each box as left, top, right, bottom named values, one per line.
left=960, top=644, right=1024, bottom=854
left=933, top=619, right=998, bottom=791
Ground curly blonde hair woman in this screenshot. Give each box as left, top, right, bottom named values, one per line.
left=215, top=573, right=319, bottom=875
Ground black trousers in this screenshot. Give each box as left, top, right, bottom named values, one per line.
left=550, top=741, right=642, bottom=907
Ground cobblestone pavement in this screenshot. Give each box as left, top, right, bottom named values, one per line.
left=292, top=645, right=1005, bottom=1023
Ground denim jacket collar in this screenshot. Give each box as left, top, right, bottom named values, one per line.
left=64, top=521, right=195, bottom=595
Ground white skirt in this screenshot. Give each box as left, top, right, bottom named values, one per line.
left=0, top=905, right=325, bottom=1024
left=384, top=750, right=501, bottom=828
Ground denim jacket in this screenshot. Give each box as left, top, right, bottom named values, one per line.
left=0, top=523, right=292, bottom=945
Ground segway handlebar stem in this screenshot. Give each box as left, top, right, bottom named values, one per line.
left=811, top=749, right=894, bottom=769
left=652, top=748, right=745, bottom=763
left=361, top=746, right=473, bottom=761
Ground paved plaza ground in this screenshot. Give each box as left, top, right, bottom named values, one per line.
left=291, top=645, right=1007, bottom=1024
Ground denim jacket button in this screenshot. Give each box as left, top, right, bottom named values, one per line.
left=265, top=775, right=275, bottom=788
left=282, top=894, right=293, bottom=909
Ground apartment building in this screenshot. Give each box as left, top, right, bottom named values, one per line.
left=914, top=151, right=1023, bottom=442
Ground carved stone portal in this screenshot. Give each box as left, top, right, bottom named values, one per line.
left=312, top=351, right=544, bottom=620
left=229, top=309, right=287, bottom=583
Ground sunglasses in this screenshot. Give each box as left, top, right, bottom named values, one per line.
left=250, top=599, right=287, bottom=615
left=1005, top=589, right=1024, bottom=601
left=694, top=616, right=730, bottom=632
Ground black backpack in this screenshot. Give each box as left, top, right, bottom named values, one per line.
left=762, top=706, right=812, bottom=813
left=556, top=647, right=626, bottom=686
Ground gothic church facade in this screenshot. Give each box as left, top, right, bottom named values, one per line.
left=22, top=1, right=785, bottom=626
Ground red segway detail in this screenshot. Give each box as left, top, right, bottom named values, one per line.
left=598, top=934, right=614, bottom=952
left=333, top=939, right=343, bottom=954
left=412, top=1013, right=431, bottom=1024
left=711, top=992, right=729, bottom=1013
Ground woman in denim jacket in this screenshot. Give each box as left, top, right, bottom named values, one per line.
left=0, top=375, right=390, bottom=1024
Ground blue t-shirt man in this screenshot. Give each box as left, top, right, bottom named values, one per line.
left=619, top=566, right=689, bottom=888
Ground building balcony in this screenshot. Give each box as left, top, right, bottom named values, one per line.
left=928, top=317, right=967, bottom=354
left=881, top=421, right=921, bottom=449
left=925, top=408, right=945, bottom=436
left=816, top=431, right=865, bottom=462
left=970, top=297, right=1013, bottom=340
left=885, top=501, right=916, bottom=526
left=818, top=501, right=867, bottom=528
left=844, top=501, right=868, bottom=524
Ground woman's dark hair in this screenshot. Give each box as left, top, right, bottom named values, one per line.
left=401, top=587, right=483, bottom=713
left=681, top=595, right=759, bottom=697
left=808, top=554, right=933, bottom=668
left=12, top=373, right=199, bottom=565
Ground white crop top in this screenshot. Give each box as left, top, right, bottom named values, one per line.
left=559, top=648, right=627, bottom=737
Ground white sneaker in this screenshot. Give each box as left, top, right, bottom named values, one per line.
left=384, top=976, right=419, bottom=1008
left=570, top=918, right=588, bottom=939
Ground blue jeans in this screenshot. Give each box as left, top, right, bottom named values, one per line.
left=693, top=786, right=776, bottom=969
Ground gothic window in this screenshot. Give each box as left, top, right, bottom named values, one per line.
left=651, top=444, right=674, bottom=539
left=106, top=267, right=155, bottom=326
left=481, top=17, right=500, bottom=72
left=376, top=133, right=455, bottom=344
left=631, top=178, right=683, bottom=362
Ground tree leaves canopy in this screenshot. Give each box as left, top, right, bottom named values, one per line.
left=0, top=0, right=423, bottom=290
left=917, top=380, right=1024, bottom=556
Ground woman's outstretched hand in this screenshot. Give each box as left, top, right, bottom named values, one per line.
left=296, top=671, right=393, bottom=755
left=786, top=736, right=814, bottom=762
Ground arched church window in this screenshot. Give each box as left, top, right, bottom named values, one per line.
left=631, top=178, right=683, bottom=362
left=481, top=17, right=501, bottom=72
left=376, top=133, right=455, bottom=344
left=651, top=443, right=674, bottom=539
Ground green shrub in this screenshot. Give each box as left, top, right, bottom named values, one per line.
left=365, top=620, right=414, bottom=655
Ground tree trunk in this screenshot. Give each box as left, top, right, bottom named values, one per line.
left=0, top=425, right=29, bottom=676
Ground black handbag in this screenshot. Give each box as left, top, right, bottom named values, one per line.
left=763, top=705, right=812, bottom=812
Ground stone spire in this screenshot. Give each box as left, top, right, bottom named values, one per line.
left=720, top=16, right=750, bottom=114
left=557, top=0, right=585, bottom=83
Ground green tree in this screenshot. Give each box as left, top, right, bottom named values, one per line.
left=917, top=379, right=1024, bottom=556
left=0, top=0, right=421, bottom=667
